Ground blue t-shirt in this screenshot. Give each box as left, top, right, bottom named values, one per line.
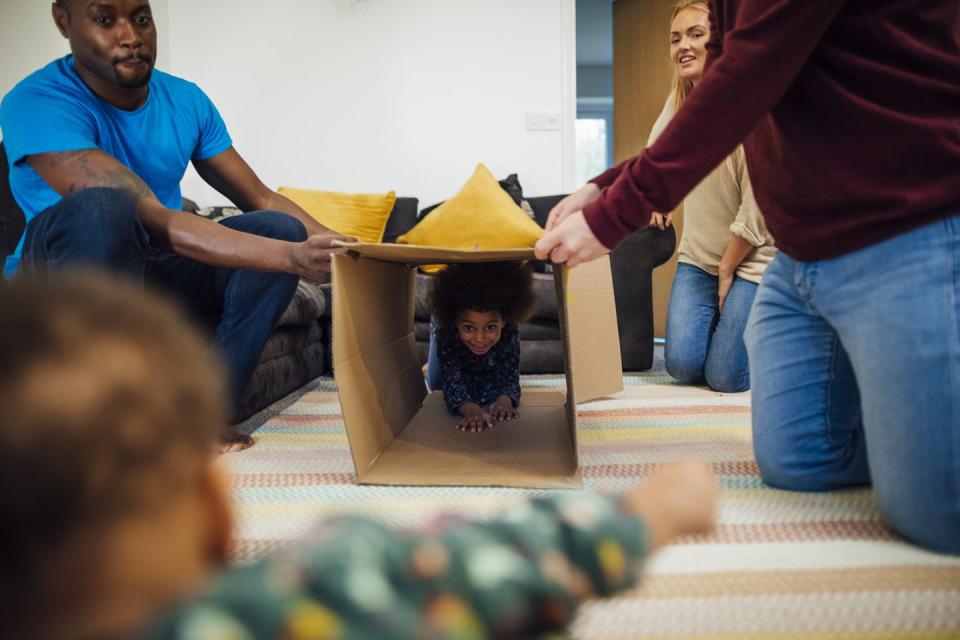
left=0, top=55, right=232, bottom=277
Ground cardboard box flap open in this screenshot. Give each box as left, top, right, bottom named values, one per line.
left=561, top=256, right=624, bottom=404
left=332, top=253, right=426, bottom=476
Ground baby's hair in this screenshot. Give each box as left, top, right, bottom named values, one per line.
left=430, top=261, right=536, bottom=328
left=0, top=273, right=224, bottom=610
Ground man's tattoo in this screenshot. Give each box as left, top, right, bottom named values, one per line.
left=48, top=150, right=157, bottom=203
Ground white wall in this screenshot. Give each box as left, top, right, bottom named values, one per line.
left=167, top=0, right=575, bottom=206
left=1, top=0, right=575, bottom=207
left=0, top=1, right=70, bottom=98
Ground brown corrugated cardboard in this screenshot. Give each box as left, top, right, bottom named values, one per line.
left=332, top=243, right=623, bottom=488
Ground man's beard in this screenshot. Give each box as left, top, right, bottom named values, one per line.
left=113, top=57, right=154, bottom=89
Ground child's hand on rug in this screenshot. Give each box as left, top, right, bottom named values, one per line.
left=622, top=462, right=718, bottom=551
left=489, top=395, right=518, bottom=422
left=456, top=402, right=494, bottom=432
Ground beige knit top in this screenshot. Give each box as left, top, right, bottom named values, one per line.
left=649, top=98, right=775, bottom=283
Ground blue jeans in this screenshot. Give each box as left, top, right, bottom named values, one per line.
left=664, top=262, right=757, bottom=392
left=21, top=187, right=306, bottom=420
left=426, top=319, right=442, bottom=392
left=745, top=214, right=960, bottom=554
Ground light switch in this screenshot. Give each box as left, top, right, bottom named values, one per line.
left=542, top=113, right=562, bottom=130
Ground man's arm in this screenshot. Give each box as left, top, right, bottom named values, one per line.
left=192, top=147, right=333, bottom=237
left=27, top=149, right=341, bottom=280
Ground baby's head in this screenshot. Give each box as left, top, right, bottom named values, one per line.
left=429, top=261, right=535, bottom=355
left=0, top=274, right=232, bottom=639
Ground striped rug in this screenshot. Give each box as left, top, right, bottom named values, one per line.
left=221, top=373, right=960, bottom=638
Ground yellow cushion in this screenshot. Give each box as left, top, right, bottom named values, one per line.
left=397, top=164, right=543, bottom=250
left=278, top=187, right=396, bottom=244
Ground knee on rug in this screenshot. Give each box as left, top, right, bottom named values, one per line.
left=665, top=351, right=705, bottom=385
left=883, top=506, right=960, bottom=555
left=704, top=363, right=749, bottom=393
left=752, top=424, right=868, bottom=493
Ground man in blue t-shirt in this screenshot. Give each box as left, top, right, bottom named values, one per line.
left=1, top=0, right=351, bottom=448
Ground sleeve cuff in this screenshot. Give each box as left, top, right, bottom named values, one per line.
left=583, top=199, right=630, bottom=250
left=729, top=221, right=765, bottom=247
left=444, top=393, right=470, bottom=416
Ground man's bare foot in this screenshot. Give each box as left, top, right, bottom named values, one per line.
left=621, top=462, right=718, bottom=551
left=217, top=432, right=254, bottom=454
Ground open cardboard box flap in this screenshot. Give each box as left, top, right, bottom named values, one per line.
left=332, top=243, right=623, bottom=488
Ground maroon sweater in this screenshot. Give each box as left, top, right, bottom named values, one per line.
left=586, top=0, right=960, bottom=261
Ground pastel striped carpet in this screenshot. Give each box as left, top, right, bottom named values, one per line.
left=221, top=373, right=960, bottom=638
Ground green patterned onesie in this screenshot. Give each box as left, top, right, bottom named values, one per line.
left=143, top=492, right=649, bottom=639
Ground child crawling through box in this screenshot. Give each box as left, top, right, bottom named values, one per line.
left=426, top=261, right=536, bottom=432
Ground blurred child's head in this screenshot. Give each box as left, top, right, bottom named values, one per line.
left=429, top=261, right=535, bottom=355
left=0, top=273, right=232, bottom=639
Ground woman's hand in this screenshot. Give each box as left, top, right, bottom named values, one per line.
left=545, top=183, right=601, bottom=231
left=649, top=212, right=673, bottom=230
left=718, top=267, right=734, bottom=314
left=717, top=234, right=753, bottom=313
left=535, top=211, right=610, bottom=268
left=456, top=402, right=494, bottom=433
left=489, top=395, right=519, bottom=421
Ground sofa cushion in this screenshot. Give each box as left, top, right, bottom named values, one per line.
left=397, top=163, right=543, bottom=251
left=277, top=280, right=326, bottom=327
left=258, top=321, right=324, bottom=364
left=194, top=205, right=243, bottom=222
left=419, top=172, right=533, bottom=218
left=236, top=340, right=326, bottom=423
left=278, top=187, right=396, bottom=244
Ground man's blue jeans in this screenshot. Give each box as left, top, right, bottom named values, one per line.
left=664, top=262, right=757, bottom=392
left=745, top=214, right=960, bottom=554
left=20, top=187, right=306, bottom=420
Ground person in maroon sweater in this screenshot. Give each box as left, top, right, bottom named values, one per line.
left=537, top=0, right=960, bottom=554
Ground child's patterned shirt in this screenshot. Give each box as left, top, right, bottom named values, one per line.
left=436, top=323, right=521, bottom=415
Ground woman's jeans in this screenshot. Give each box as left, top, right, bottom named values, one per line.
left=426, top=320, right=442, bottom=392
left=665, top=262, right=757, bottom=392
left=745, top=214, right=960, bottom=554
left=20, top=187, right=305, bottom=421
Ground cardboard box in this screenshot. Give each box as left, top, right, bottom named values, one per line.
left=332, top=244, right=623, bottom=488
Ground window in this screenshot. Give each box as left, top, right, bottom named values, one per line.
left=576, top=97, right=613, bottom=186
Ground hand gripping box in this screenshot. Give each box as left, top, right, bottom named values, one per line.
left=332, top=244, right=623, bottom=488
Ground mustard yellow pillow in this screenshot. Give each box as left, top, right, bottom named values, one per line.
left=397, top=164, right=543, bottom=249
left=278, top=187, right=396, bottom=244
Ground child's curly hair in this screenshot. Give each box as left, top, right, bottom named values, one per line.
left=430, top=261, right=536, bottom=328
